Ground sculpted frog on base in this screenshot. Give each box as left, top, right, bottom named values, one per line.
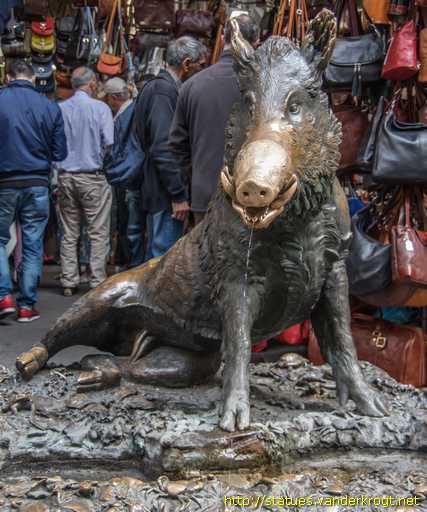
left=16, top=11, right=387, bottom=432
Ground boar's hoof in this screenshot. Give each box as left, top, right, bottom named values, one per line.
left=77, top=368, right=121, bottom=393
left=16, top=345, right=48, bottom=381
left=220, top=393, right=250, bottom=432
left=336, top=368, right=388, bottom=417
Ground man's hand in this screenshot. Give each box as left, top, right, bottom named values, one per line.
left=171, top=200, right=190, bottom=222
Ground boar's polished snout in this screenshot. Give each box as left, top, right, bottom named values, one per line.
left=234, top=140, right=289, bottom=208
left=223, top=139, right=299, bottom=229
left=236, top=179, right=276, bottom=207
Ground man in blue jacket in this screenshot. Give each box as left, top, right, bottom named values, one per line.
left=0, top=59, right=67, bottom=322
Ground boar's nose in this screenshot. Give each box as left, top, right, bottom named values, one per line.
left=236, top=179, right=276, bottom=207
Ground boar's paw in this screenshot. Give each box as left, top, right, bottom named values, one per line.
left=220, top=394, right=250, bottom=432
left=336, top=369, right=388, bottom=418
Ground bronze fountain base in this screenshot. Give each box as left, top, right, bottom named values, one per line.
left=0, top=355, right=426, bottom=510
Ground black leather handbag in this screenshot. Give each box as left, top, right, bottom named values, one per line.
left=373, top=108, right=427, bottom=184
left=324, top=0, right=385, bottom=96
left=346, top=206, right=392, bottom=296
left=357, top=96, right=387, bottom=172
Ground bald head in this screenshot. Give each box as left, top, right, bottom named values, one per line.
left=71, top=67, right=96, bottom=92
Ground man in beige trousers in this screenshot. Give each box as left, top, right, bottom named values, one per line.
left=56, top=67, right=114, bottom=296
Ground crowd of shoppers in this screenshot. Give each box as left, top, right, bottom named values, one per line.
left=0, top=14, right=258, bottom=322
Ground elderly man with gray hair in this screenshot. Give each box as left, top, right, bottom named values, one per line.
left=134, top=36, right=206, bottom=260
left=56, top=66, right=114, bottom=296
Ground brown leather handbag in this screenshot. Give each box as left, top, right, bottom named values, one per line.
left=363, top=0, right=391, bottom=24
left=332, top=94, right=370, bottom=173
left=96, top=0, right=126, bottom=77
left=391, top=191, right=427, bottom=288
left=23, top=0, right=49, bottom=16
left=308, top=314, right=426, bottom=387
left=175, top=10, right=214, bottom=39
left=419, top=28, right=427, bottom=84
left=134, top=0, right=175, bottom=31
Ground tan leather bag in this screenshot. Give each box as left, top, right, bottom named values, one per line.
left=308, top=314, right=427, bottom=388
left=363, top=0, right=391, bottom=24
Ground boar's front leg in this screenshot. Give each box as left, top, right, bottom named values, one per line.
left=311, top=260, right=388, bottom=417
left=220, top=286, right=259, bottom=432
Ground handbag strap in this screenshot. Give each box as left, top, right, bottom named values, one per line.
left=335, top=0, right=360, bottom=36
left=102, top=0, right=119, bottom=53
left=286, top=0, right=309, bottom=44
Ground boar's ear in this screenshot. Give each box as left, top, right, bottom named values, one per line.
left=301, top=9, right=336, bottom=74
left=230, top=18, right=255, bottom=71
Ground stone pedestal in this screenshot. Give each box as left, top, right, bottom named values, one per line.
left=0, top=356, right=426, bottom=510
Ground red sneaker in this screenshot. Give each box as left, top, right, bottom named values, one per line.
left=17, top=307, right=40, bottom=323
left=0, top=295, right=16, bottom=319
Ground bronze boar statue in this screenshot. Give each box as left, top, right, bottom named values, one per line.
left=16, top=11, right=387, bottom=432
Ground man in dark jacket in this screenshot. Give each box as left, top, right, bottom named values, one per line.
left=169, top=14, right=260, bottom=224
left=0, top=59, right=67, bottom=322
left=104, top=77, right=146, bottom=268
left=134, top=36, right=206, bottom=260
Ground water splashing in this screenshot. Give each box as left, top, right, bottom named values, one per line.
left=243, top=227, right=254, bottom=299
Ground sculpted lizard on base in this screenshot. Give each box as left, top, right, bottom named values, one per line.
left=16, top=10, right=387, bottom=432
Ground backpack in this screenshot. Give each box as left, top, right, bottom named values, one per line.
left=104, top=101, right=145, bottom=188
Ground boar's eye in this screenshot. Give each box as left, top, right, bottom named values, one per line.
left=288, top=102, right=301, bottom=116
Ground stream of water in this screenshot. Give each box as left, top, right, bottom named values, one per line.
left=243, top=227, right=254, bottom=299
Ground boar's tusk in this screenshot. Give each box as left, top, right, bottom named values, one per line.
left=221, top=166, right=235, bottom=197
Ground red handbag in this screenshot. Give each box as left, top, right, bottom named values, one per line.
left=382, top=20, right=419, bottom=81
left=31, top=17, right=54, bottom=36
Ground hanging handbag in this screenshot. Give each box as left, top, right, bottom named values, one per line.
left=31, top=33, right=55, bottom=54
left=75, top=7, right=98, bottom=62
left=382, top=21, right=419, bottom=81
left=324, top=0, right=385, bottom=96
left=23, top=0, right=49, bottom=17
left=1, top=8, right=27, bottom=57
left=373, top=103, right=427, bottom=185
left=96, top=0, right=126, bottom=76
left=346, top=205, right=392, bottom=296
left=31, top=16, right=54, bottom=36
left=388, top=0, right=410, bottom=16
left=333, top=99, right=370, bottom=173
left=357, top=96, right=387, bottom=172
left=363, top=0, right=391, bottom=24
left=175, top=10, right=214, bottom=39
left=134, top=0, right=175, bottom=31
left=391, top=191, right=427, bottom=287
left=308, top=314, right=426, bottom=387
left=56, top=16, right=76, bottom=56
left=419, top=28, right=427, bottom=84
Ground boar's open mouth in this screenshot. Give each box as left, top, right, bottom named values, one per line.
left=221, top=167, right=299, bottom=230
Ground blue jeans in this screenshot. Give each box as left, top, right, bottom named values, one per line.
left=127, top=189, right=145, bottom=267
left=0, top=186, right=49, bottom=307
left=145, top=209, right=183, bottom=260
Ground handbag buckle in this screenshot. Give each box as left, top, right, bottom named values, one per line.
left=372, top=329, right=387, bottom=350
